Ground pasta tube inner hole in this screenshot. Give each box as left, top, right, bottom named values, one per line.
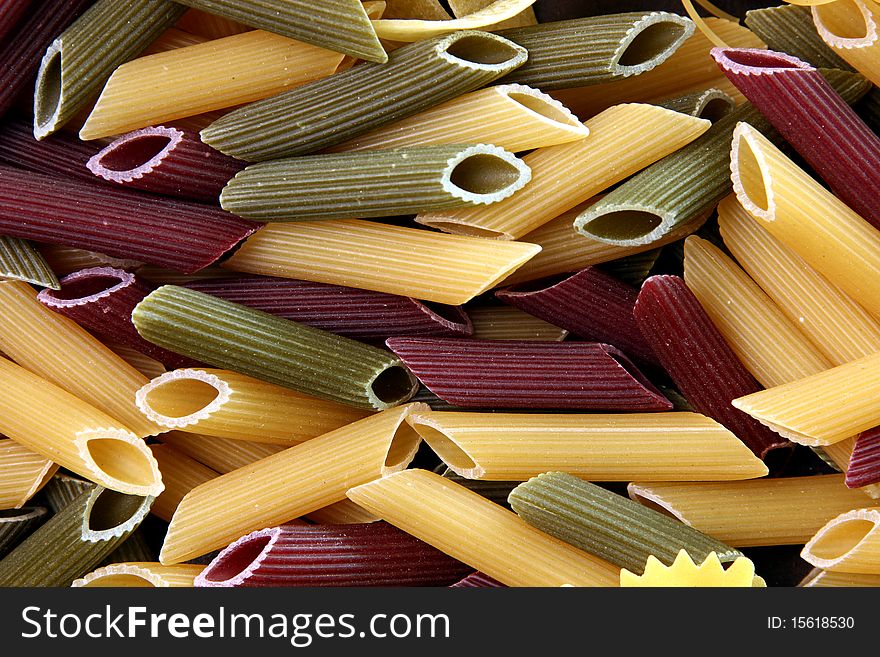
left=407, top=422, right=480, bottom=476
left=370, top=366, right=419, bottom=406
left=77, top=573, right=154, bottom=587
left=83, top=437, right=160, bottom=490
left=141, top=376, right=222, bottom=423
left=582, top=210, right=663, bottom=241
left=448, top=153, right=523, bottom=195
left=809, top=518, right=875, bottom=560
left=618, top=21, right=690, bottom=69
left=48, top=272, right=129, bottom=302
left=34, top=46, right=62, bottom=138
left=443, top=34, right=524, bottom=67
left=95, top=134, right=173, bottom=172
left=382, top=417, right=424, bottom=471
left=813, top=1, right=872, bottom=41
left=732, top=128, right=771, bottom=215
left=506, top=90, right=584, bottom=128
left=199, top=532, right=274, bottom=583
left=86, top=489, right=149, bottom=533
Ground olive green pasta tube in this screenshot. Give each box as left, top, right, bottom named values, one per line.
left=0, top=487, right=152, bottom=587
left=496, top=11, right=694, bottom=91
left=201, top=30, right=528, bottom=161
left=132, top=286, right=418, bottom=411
left=0, top=236, right=59, bottom=289
left=509, top=472, right=741, bottom=574
left=220, top=144, right=532, bottom=221
left=34, top=0, right=187, bottom=139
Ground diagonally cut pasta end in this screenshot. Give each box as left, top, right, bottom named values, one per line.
left=33, top=39, right=64, bottom=140
left=436, top=30, right=528, bottom=73
left=812, top=0, right=878, bottom=49
left=801, top=507, right=880, bottom=571
left=87, top=126, right=185, bottom=182
left=135, top=369, right=229, bottom=430
left=74, top=428, right=165, bottom=497
left=405, top=412, right=486, bottom=479
left=441, top=144, right=532, bottom=206
left=80, top=486, right=154, bottom=543
left=194, top=526, right=281, bottom=587
left=611, top=11, right=696, bottom=78
left=731, top=393, right=836, bottom=447
left=37, top=266, right=135, bottom=308
left=574, top=202, right=676, bottom=247
left=366, top=364, right=420, bottom=412
left=730, top=121, right=775, bottom=223
left=496, top=84, right=590, bottom=139
left=381, top=402, right=429, bottom=475
left=626, top=483, right=693, bottom=525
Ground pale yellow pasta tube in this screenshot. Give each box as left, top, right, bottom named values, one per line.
left=305, top=500, right=381, bottom=525
left=347, top=468, right=619, bottom=586
left=104, top=342, right=167, bottom=380
left=628, top=475, right=877, bottom=547
left=73, top=563, right=204, bottom=587
left=467, top=305, right=568, bottom=341
left=0, top=440, right=57, bottom=510
left=221, top=220, right=541, bottom=305
left=0, top=356, right=163, bottom=497
left=80, top=30, right=347, bottom=139
left=799, top=568, right=880, bottom=587
left=551, top=19, right=762, bottom=118
left=802, top=508, right=880, bottom=573
left=0, top=281, right=160, bottom=438
left=159, top=432, right=285, bottom=474
left=149, top=444, right=218, bottom=523
left=372, top=0, right=536, bottom=40
left=717, top=194, right=880, bottom=367
left=136, top=368, right=370, bottom=445
left=683, top=235, right=832, bottom=388
left=159, top=403, right=426, bottom=564
left=731, top=121, right=880, bottom=321
left=406, top=410, right=768, bottom=481
left=812, top=0, right=880, bottom=86
left=733, top=351, right=880, bottom=446
left=416, top=103, right=711, bottom=239
left=330, top=84, right=588, bottom=153
left=141, top=27, right=207, bottom=55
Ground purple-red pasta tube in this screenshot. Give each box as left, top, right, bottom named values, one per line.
left=194, top=522, right=472, bottom=587
left=88, top=126, right=245, bottom=204
left=37, top=267, right=198, bottom=368
left=0, top=1, right=33, bottom=44
left=385, top=337, right=672, bottom=411
left=450, top=572, right=506, bottom=588
left=184, top=276, right=472, bottom=345
left=633, top=275, right=790, bottom=460
left=0, top=117, right=103, bottom=184
left=713, top=47, right=880, bottom=230
left=847, top=427, right=880, bottom=488
left=0, top=166, right=260, bottom=273
left=496, top=267, right=658, bottom=367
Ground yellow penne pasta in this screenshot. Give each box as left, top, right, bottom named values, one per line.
left=802, top=508, right=880, bottom=573
left=159, top=404, right=426, bottom=564
left=683, top=235, right=832, bottom=388
left=305, top=499, right=381, bottom=525
left=136, top=368, right=371, bottom=445
left=731, top=121, right=880, bottom=322
left=551, top=19, right=762, bottom=118
left=141, top=27, right=208, bottom=55
left=449, top=0, right=535, bottom=27
left=221, top=220, right=541, bottom=305
left=159, top=432, right=286, bottom=474
left=415, top=103, right=711, bottom=239
left=467, top=305, right=568, bottom=341
left=104, top=342, right=167, bottom=380
left=347, top=468, right=620, bottom=586
left=718, top=194, right=880, bottom=367
left=799, top=568, right=880, bottom=587
left=80, top=30, right=347, bottom=140
left=0, top=356, right=163, bottom=497
left=405, top=410, right=768, bottom=481
left=0, top=281, right=160, bottom=438
left=812, top=0, right=880, bottom=85
left=330, top=84, right=588, bottom=153
left=72, top=562, right=204, bottom=587
left=628, top=475, right=877, bottom=547
left=149, top=444, right=218, bottom=523
left=372, top=0, right=536, bottom=40
left=0, top=440, right=57, bottom=510
left=733, top=351, right=880, bottom=447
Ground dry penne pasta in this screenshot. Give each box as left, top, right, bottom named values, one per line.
left=329, top=84, right=588, bottom=153
left=812, top=0, right=880, bottom=86
left=0, top=440, right=56, bottom=511
left=221, top=220, right=541, bottom=305
left=81, top=29, right=348, bottom=140
left=347, top=468, right=621, bottom=586
left=415, top=103, right=710, bottom=239
left=799, top=568, right=880, bottom=587
left=405, top=410, right=768, bottom=481
left=628, top=475, right=878, bottom=547
left=148, top=443, right=218, bottom=522
left=158, top=432, right=286, bottom=474
left=73, top=562, right=205, bottom=587
left=0, top=355, right=163, bottom=497
left=802, top=508, right=880, bottom=574
left=136, top=368, right=371, bottom=445
left=159, top=404, right=426, bottom=564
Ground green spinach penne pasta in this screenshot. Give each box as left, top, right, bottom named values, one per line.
left=201, top=30, right=528, bottom=161
left=34, top=0, right=187, bottom=139
left=0, top=236, right=59, bottom=289
left=220, top=144, right=531, bottom=221
left=132, top=285, right=418, bottom=411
